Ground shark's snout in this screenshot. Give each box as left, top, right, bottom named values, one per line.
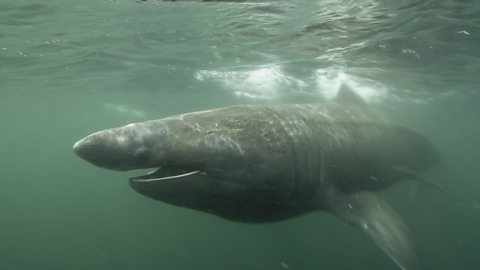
left=73, top=136, right=91, bottom=160
left=73, top=135, right=103, bottom=164
left=73, top=133, right=127, bottom=170
left=73, top=128, right=161, bottom=171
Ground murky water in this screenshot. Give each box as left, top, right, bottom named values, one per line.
left=1, top=0, right=479, bottom=269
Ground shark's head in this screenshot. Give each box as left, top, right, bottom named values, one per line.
left=73, top=115, right=244, bottom=172
left=73, top=111, right=301, bottom=222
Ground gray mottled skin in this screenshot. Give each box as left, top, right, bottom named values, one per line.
left=73, top=87, right=439, bottom=270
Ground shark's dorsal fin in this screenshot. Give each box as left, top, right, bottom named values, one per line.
left=335, top=84, right=368, bottom=107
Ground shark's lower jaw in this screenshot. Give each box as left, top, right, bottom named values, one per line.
left=130, top=167, right=201, bottom=182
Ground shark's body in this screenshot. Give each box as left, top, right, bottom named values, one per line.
left=74, top=87, right=439, bottom=270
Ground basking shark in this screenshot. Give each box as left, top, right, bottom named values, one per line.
left=73, top=86, right=439, bottom=270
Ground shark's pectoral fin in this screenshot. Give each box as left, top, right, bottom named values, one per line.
left=326, top=190, right=421, bottom=270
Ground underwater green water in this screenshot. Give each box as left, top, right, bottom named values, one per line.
left=1, top=0, right=479, bottom=269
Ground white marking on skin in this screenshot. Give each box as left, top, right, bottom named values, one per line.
left=271, top=127, right=279, bottom=137
left=116, top=135, right=128, bottom=145
left=316, top=110, right=332, bottom=120
left=173, top=114, right=185, bottom=121
left=216, top=135, right=245, bottom=155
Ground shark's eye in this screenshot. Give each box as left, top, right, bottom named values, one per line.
left=133, top=146, right=150, bottom=161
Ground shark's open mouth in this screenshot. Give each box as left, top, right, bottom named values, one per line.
left=130, top=167, right=201, bottom=183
